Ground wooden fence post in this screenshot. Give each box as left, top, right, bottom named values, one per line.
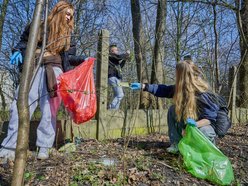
left=96, top=30, right=109, bottom=140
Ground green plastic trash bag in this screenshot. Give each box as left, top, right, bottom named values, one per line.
left=178, top=125, right=234, bottom=185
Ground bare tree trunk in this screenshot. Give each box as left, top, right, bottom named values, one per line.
left=175, top=2, right=184, bottom=63
left=213, top=2, right=220, bottom=93
left=0, top=0, right=9, bottom=51
left=150, top=0, right=167, bottom=109
left=0, top=0, right=10, bottom=111
left=130, top=0, right=149, bottom=108
left=0, top=74, right=6, bottom=110
left=0, top=85, right=6, bottom=110
left=11, top=0, right=44, bottom=185
left=74, top=2, right=83, bottom=35
left=130, top=0, right=143, bottom=81
left=236, top=0, right=248, bottom=108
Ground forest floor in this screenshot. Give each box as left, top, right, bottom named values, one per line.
left=0, top=123, right=247, bottom=186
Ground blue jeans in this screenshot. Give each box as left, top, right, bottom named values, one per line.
left=167, top=105, right=216, bottom=144
left=108, top=76, right=124, bottom=109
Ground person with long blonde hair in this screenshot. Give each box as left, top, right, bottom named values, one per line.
left=130, top=59, right=219, bottom=153
left=0, top=1, right=86, bottom=160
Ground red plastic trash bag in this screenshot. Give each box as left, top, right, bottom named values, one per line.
left=57, top=57, right=97, bottom=124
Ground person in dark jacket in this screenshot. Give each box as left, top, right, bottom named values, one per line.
left=130, top=60, right=218, bottom=154
left=108, top=44, right=130, bottom=109
left=0, top=1, right=86, bottom=160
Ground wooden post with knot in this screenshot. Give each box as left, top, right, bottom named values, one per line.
left=96, top=29, right=109, bottom=140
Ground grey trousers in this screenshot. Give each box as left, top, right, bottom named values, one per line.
left=167, top=105, right=216, bottom=144
left=1, top=66, right=63, bottom=149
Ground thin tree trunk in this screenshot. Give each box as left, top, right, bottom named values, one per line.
left=130, top=0, right=149, bottom=108
left=213, top=2, right=220, bottom=93
left=74, top=2, right=83, bottom=36
left=11, top=0, right=44, bottom=185
left=150, top=0, right=167, bottom=109
left=236, top=0, right=248, bottom=108
left=175, top=2, right=183, bottom=63
left=0, top=72, right=6, bottom=110
left=0, top=0, right=9, bottom=51
left=130, top=0, right=143, bottom=81
left=0, top=0, right=10, bottom=111
left=0, top=84, right=6, bottom=110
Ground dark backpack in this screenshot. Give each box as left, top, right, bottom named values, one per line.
left=209, top=94, right=232, bottom=138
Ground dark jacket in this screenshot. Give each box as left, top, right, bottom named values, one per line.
left=145, top=84, right=220, bottom=123
left=108, top=53, right=129, bottom=79
left=13, top=24, right=86, bottom=72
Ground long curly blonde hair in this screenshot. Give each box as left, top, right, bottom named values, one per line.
left=46, top=1, right=74, bottom=54
left=173, top=60, right=209, bottom=122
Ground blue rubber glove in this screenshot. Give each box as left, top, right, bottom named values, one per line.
left=130, top=83, right=141, bottom=90
left=186, top=118, right=197, bottom=127
left=10, top=51, right=23, bottom=65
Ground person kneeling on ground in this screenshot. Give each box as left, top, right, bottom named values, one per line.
left=130, top=60, right=219, bottom=154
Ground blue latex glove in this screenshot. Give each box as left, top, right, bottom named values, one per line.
left=130, top=83, right=141, bottom=90
left=10, top=51, right=23, bottom=65
left=186, top=118, right=197, bottom=127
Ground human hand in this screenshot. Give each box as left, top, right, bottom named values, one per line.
left=10, top=51, right=23, bottom=65
left=130, top=82, right=141, bottom=90
left=186, top=118, right=197, bottom=127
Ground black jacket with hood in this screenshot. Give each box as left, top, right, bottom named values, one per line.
left=108, top=53, right=129, bottom=79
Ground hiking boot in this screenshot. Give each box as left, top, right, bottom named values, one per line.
left=166, top=144, right=179, bottom=154
left=37, top=147, right=49, bottom=160
left=0, top=147, right=15, bottom=160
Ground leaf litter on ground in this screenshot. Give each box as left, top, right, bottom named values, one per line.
left=0, top=123, right=247, bottom=185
